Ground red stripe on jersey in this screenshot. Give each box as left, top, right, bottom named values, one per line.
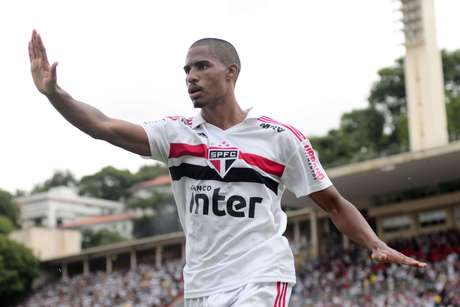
left=278, top=282, right=286, bottom=307
left=259, top=116, right=306, bottom=141
left=169, top=143, right=206, bottom=158
left=240, top=152, right=284, bottom=177
left=281, top=282, right=288, bottom=307
left=169, top=143, right=285, bottom=178
left=273, top=282, right=280, bottom=307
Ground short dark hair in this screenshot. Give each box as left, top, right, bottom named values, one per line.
left=191, top=38, right=241, bottom=81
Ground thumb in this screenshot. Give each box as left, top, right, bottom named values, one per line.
left=371, top=250, right=387, bottom=262
left=51, top=62, right=59, bottom=81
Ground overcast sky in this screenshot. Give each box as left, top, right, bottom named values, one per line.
left=0, top=0, right=459, bottom=193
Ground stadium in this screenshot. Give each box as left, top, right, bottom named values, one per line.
left=1, top=0, right=460, bottom=306
left=15, top=141, right=460, bottom=306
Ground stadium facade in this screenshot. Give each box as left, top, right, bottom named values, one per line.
left=39, top=140, right=460, bottom=281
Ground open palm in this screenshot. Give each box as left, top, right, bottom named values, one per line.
left=28, top=30, right=58, bottom=96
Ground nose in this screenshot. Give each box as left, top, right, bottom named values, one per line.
left=186, top=69, right=199, bottom=85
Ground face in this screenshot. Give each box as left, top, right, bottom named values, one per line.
left=184, top=45, right=234, bottom=108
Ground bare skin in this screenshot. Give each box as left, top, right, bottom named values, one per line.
left=184, top=44, right=246, bottom=129
left=29, top=30, right=426, bottom=269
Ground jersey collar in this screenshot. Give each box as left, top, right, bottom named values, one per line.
left=191, top=107, right=259, bottom=129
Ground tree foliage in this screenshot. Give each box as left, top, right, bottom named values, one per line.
left=0, top=235, right=39, bottom=306
left=79, top=166, right=135, bottom=201
left=447, top=95, right=460, bottom=140
left=0, top=189, right=18, bottom=226
left=133, top=164, right=168, bottom=183
left=129, top=192, right=180, bottom=238
left=0, top=217, right=14, bottom=235
left=81, top=229, right=126, bottom=249
left=313, top=49, right=460, bottom=167
left=31, top=170, right=77, bottom=194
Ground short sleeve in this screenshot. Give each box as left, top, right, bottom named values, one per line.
left=281, top=138, right=332, bottom=198
left=141, top=120, right=170, bottom=163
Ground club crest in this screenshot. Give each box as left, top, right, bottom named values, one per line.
left=207, top=147, right=239, bottom=177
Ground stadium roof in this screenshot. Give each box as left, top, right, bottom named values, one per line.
left=42, top=231, right=184, bottom=265
left=282, top=140, right=460, bottom=209
left=130, top=175, right=171, bottom=191
left=61, top=213, right=133, bottom=228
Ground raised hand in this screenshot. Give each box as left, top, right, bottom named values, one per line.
left=28, top=30, right=58, bottom=96
left=371, top=241, right=427, bottom=268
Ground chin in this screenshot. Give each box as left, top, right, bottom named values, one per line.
left=193, top=100, right=208, bottom=108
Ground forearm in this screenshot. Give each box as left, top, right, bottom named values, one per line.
left=327, top=197, right=384, bottom=250
left=46, top=86, right=110, bottom=139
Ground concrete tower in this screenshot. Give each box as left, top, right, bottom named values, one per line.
left=400, top=0, right=448, bottom=151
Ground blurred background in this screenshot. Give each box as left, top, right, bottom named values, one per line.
left=0, top=0, right=459, bottom=306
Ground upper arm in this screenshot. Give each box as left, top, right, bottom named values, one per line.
left=98, top=118, right=151, bottom=156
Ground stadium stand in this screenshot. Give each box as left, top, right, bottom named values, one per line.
left=20, top=229, right=459, bottom=307
left=20, top=260, right=183, bottom=307
left=290, top=229, right=460, bottom=307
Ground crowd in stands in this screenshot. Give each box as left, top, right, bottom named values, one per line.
left=20, top=260, right=183, bottom=307
left=291, top=229, right=460, bottom=307
left=21, top=230, right=460, bottom=307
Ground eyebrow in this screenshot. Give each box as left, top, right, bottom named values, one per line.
left=183, top=60, right=211, bottom=72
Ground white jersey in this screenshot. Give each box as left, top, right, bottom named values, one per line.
left=142, top=108, right=332, bottom=298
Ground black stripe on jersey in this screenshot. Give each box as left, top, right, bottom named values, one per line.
left=169, top=163, right=279, bottom=195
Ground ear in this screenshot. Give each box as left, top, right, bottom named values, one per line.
left=226, top=64, right=239, bottom=82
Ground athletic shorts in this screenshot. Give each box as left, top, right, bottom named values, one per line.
left=184, top=281, right=292, bottom=307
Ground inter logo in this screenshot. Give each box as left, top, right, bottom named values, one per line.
left=207, top=147, right=239, bottom=177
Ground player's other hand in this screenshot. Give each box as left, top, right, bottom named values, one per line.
left=371, top=241, right=427, bottom=268
left=28, top=30, right=58, bottom=96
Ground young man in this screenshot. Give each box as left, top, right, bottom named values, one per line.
left=29, top=30, right=426, bottom=307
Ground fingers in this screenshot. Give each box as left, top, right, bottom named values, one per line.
left=372, top=247, right=428, bottom=268
left=36, top=32, right=49, bottom=65
left=32, top=30, right=40, bottom=61
left=28, top=41, right=34, bottom=62
left=29, top=30, right=49, bottom=65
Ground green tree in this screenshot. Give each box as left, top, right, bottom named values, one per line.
left=133, top=211, right=181, bottom=238
left=368, top=59, right=408, bottom=152
left=129, top=193, right=180, bottom=238
left=0, top=217, right=14, bottom=235
left=81, top=229, right=126, bottom=249
left=133, top=164, right=168, bottom=183
left=0, top=235, right=39, bottom=306
left=442, top=49, right=460, bottom=99
left=311, top=107, right=385, bottom=167
left=0, top=189, right=18, bottom=226
left=79, top=166, right=135, bottom=201
left=447, top=91, right=460, bottom=141
left=31, top=170, right=77, bottom=194
left=367, top=50, right=460, bottom=149
left=313, top=49, right=460, bottom=167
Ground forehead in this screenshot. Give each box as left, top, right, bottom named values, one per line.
left=185, top=45, right=221, bottom=65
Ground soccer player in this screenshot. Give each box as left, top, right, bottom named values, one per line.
left=29, top=30, right=426, bottom=307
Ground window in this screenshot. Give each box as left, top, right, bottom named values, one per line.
left=418, top=210, right=447, bottom=228
left=34, top=217, right=43, bottom=227
left=382, top=216, right=411, bottom=233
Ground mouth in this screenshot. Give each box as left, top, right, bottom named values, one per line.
left=188, top=85, right=203, bottom=99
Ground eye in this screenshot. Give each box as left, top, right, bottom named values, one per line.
left=197, top=62, right=209, bottom=70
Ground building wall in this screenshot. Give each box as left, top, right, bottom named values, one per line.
left=9, top=227, right=81, bottom=260
left=368, top=190, right=460, bottom=239
left=18, top=187, right=124, bottom=229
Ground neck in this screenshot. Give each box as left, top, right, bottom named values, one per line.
left=201, top=93, right=246, bottom=130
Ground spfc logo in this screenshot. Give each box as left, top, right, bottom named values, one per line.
left=207, top=147, right=239, bottom=177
